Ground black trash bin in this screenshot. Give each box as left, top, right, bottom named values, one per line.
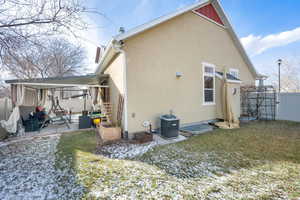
left=160, top=114, right=179, bottom=138
left=79, top=115, right=92, bottom=129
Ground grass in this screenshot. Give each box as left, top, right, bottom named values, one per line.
left=184, top=121, right=300, bottom=161
left=55, top=121, right=300, bottom=199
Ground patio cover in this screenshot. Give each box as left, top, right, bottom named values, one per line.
left=1, top=74, right=108, bottom=133
left=5, top=74, right=108, bottom=89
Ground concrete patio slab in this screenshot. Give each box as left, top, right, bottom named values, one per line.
left=153, top=134, right=187, bottom=146
left=180, top=124, right=213, bottom=135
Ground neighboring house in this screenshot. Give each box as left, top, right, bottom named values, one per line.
left=95, top=0, right=259, bottom=139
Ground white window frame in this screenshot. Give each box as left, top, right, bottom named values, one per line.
left=229, top=68, right=239, bottom=79
left=202, top=62, right=216, bottom=106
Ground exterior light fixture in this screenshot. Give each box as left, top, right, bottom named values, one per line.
left=176, top=72, right=183, bottom=78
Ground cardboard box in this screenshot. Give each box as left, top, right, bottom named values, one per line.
left=97, top=124, right=121, bottom=144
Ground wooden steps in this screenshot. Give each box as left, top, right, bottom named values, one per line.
left=102, top=102, right=112, bottom=123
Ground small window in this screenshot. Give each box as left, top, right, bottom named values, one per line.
left=229, top=68, right=239, bottom=79
left=205, top=66, right=214, bottom=74
left=202, top=63, right=215, bottom=105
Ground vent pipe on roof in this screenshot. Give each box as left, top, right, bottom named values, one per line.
left=119, top=27, right=125, bottom=34
left=259, top=79, right=264, bottom=87
left=95, top=47, right=101, bottom=64
left=95, top=45, right=106, bottom=64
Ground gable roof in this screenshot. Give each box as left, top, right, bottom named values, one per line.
left=96, top=0, right=258, bottom=78
left=114, top=0, right=210, bottom=41
left=193, top=3, right=224, bottom=26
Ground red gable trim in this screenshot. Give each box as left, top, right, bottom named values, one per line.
left=194, top=4, right=224, bottom=26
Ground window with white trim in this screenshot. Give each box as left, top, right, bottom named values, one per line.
left=203, top=63, right=215, bottom=105
left=229, top=68, right=239, bottom=79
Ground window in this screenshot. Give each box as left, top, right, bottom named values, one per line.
left=202, top=63, right=215, bottom=105
left=229, top=68, right=239, bottom=79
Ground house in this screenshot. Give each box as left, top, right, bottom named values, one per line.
left=95, top=0, right=259, bottom=139
left=4, top=0, right=258, bottom=139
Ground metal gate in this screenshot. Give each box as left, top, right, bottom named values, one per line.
left=241, top=85, right=277, bottom=120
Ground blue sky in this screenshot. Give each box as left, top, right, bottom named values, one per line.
left=83, top=0, right=300, bottom=77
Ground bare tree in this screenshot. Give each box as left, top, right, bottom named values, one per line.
left=2, top=38, right=86, bottom=79
left=268, top=58, right=300, bottom=92
left=0, top=0, right=95, bottom=61
left=45, top=38, right=86, bottom=77
left=1, top=46, right=41, bottom=79
left=0, top=85, right=10, bottom=98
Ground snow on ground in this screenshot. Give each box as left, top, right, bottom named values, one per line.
left=0, top=135, right=84, bottom=200
left=0, top=126, right=296, bottom=199
left=139, top=145, right=227, bottom=178
left=91, top=143, right=289, bottom=199
left=134, top=145, right=293, bottom=199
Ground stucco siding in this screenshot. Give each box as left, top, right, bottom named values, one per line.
left=104, top=54, right=124, bottom=125
left=215, top=78, right=223, bottom=119
left=124, top=11, right=255, bottom=135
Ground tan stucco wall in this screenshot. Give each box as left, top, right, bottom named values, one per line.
left=122, top=11, right=255, bottom=135
left=104, top=54, right=124, bottom=125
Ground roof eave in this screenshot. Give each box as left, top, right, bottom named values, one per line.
left=256, top=73, right=268, bottom=80
left=95, top=0, right=259, bottom=80
left=212, top=0, right=259, bottom=79
left=114, top=0, right=210, bottom=41
left=95, top=39, right=118, bottom=75
left=94, top=0, right=210, bottom=75
left=215, top=72, right=242, bottom=84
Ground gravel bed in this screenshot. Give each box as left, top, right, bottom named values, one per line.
left=0, top=136, right=84, bottom=200
left=96, top=135, right=187, bottom=159
left=96, top=140, right=158, bottom=159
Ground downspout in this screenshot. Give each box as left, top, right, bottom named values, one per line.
left=113, top=42, right=129, bottom=138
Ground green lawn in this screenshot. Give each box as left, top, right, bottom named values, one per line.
left=55, top=121, right=300, bottom=199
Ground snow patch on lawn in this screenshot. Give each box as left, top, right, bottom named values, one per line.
left=0, top=136, right=84, bottom=200
left=139, top=145, right=226, bottom=178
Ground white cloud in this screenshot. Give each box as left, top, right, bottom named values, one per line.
left=133, top=0, right=150, bottom=14
left=132, top=0, right=155, bottom=26
left=79, top=17, right=104, bottom=73
left=241, top=27, right=300, bottom=56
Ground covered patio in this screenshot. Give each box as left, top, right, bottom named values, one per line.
left=2, top=74, right=109, bottom=138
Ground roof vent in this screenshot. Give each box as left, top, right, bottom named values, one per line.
left=119, top=27, right=125, bottom=34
